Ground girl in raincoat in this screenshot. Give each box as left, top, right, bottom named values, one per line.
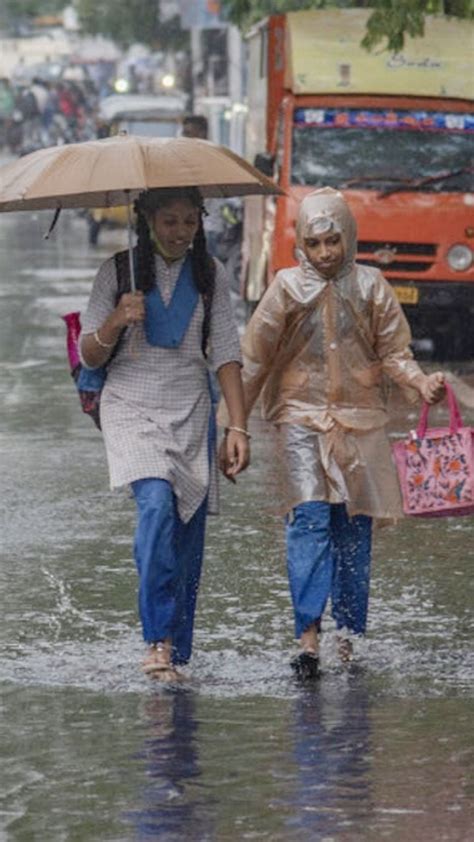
left=221, top=187, right=444, bottom=678
left=80, top=187, right=250, bottom=680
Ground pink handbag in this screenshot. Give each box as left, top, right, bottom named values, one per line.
left=392, top=383, right=474, bottom=518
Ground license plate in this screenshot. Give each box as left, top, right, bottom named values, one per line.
left=393, top=285, right=419, bottom=305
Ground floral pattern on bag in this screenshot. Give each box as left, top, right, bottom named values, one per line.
left=392, top=383, right=474, bottom=518
left=402, top=431, right=473, bottom=513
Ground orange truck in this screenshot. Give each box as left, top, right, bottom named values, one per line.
left=243, top=10, right=474, bottom=359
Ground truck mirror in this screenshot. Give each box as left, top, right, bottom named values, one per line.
left=253, top=152, right=275, bottom=177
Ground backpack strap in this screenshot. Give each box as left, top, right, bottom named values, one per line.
left=201, top=278, right=214, bottom=359
left=107, top=249, right=134, bottom=362
left=114, top=249, right=133, bottom=301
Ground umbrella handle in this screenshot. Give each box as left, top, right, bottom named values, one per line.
left=126, top=196, right=136, bottom=293
left=44, top=207, right=62, bottom=240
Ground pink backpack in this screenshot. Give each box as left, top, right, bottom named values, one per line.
left=392, top=383, right=474, bottom=518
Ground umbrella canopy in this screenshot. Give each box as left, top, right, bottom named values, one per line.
left=0, top=134, right=283, bottom=212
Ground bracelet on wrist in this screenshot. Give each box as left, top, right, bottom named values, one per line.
left=225, top=425, right=251, bottom=439
left=93, top=329, right=115, bottom=350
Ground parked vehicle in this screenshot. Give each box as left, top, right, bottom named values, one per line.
left=242, top=10, right=474, bottom=359
left=87, top=92, right=187, bottom=243
left=97, top=92, right=187, bottom=137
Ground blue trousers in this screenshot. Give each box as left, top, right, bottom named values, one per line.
left=131, top=479, right=208, bottom=665
left=286, top=501, right=372, bottom=639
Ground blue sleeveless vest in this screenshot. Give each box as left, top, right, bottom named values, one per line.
left=144, top=255, right=199, bottom=348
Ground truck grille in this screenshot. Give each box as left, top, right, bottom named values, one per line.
left=357, top=241, right=437, bottom=273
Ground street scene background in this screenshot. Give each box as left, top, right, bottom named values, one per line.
left=1, top=1, right=474, bottom=840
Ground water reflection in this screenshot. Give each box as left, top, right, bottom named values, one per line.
left=125, top=689, right=213, bottom=841
left=276, top=674, right=372, bottom=839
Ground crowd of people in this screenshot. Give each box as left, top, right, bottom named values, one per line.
left=0, top=74, right=102, bottom=156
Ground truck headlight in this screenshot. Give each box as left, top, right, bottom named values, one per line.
left=447, top=244, right=473, bottom=271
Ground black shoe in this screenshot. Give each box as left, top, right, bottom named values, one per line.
left=290, top=651, right=321, bottom=681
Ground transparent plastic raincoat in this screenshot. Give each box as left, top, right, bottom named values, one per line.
left=240, top=188, right=427, bottom=521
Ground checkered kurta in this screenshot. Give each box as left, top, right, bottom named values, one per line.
left=80, top=252, right=242, bottom=523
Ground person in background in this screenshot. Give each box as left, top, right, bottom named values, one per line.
left=181, top=112, right=221, bottom=352
left=181, top=114, right=209, bottom=140
left=30, top=78, right=49, bottom=118
left=80, top=187, right=250, bottom=681
left=182, top=114, right=221, bottom=254
left=220, top=187, right=445, bottom=680
left=181, top=113, right=243, bottom=287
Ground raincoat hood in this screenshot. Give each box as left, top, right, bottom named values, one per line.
left=289, top=187, right=357, bottom=302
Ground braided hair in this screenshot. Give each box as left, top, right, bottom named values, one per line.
left=134, top=188, right=216, bottom=357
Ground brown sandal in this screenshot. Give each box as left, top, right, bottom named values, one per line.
left=142, top=642, right=173, bottom=675
left=337, top=637, right=354, bottom=663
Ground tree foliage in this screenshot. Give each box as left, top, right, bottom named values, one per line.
left=0, top=0, right=189, bottom=51
left=361, top=0, right=473, bottom=51
left=0, top=0, right=65, bottom=28
left=221, top=0, right=473, bottom=51
left=75, top=0, right=189, bottom=50
left=362, top=1, right=428, bottom=51
left=75, top=0, right=158, bottom=49
left=1, top=0, right=471, bottom=52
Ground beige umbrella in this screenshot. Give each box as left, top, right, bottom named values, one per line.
left=0, top=134, right=283, bottom=289
left=0, top=133, right=282, bottom=211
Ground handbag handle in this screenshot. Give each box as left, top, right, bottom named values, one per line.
left=416, top=382, right=463, bottom=438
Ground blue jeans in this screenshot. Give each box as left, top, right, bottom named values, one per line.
left=131, top=479, right=208, bottom=665
left=286, top=501, right=372, bottom=638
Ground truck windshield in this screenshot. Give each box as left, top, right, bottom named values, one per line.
left=292, top=108, right=474, bottom=193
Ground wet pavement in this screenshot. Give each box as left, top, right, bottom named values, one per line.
left=0, top=210, right=473, bottom=841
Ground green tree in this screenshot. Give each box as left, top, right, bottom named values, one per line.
left=221, top=0, right=473, bottom=51
left=75, top=0, right=159, bottom=48
left=361, top=0, right=473, bottom=51
left=0, top=0, right=65, bottom=28
left=75, top=0, right=188, bottom=50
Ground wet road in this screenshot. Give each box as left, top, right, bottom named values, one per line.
left=0, top=210, right=473, bottom=841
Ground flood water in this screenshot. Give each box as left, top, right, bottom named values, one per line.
left=0, top=210, right=473, bottom=841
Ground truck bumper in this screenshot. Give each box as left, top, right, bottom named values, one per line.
left=391, top=280, right=474, bottom=309
left=391, top=281, right=474, bottom=360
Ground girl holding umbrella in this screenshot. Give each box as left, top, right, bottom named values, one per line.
left=80, top=187, right=250, bottom=680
